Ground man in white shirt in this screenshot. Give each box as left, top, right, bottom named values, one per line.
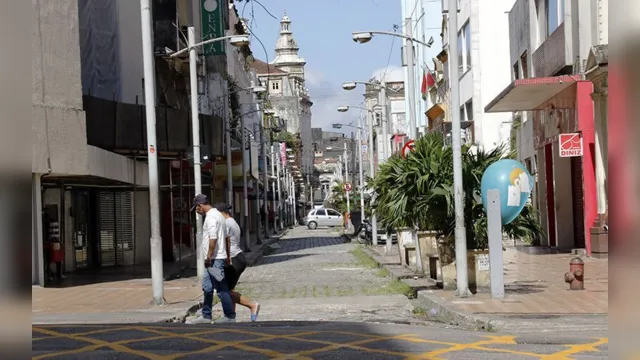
left=214, top=203, right=260, bottom=322
left=187, top=194, right=236, bottom=324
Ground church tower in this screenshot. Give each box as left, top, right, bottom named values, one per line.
left=271, top=11, right=306, bottom=78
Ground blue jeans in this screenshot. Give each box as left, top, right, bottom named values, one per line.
left=202, top=259, right=236, bottom=320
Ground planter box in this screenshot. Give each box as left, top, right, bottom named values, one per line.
left=417, top=230, right=440, bottom=281
left=437, top=236, right=490, bottom=293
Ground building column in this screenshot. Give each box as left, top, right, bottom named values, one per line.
left=576, top=81, right=597, bottom=256
left=32, top=174, right=45, bottom=286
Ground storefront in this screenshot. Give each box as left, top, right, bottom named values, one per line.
left=485, top=76, right=597, bottom=255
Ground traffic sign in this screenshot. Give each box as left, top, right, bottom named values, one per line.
left=558, top=133, right=583, bottom=157
left=343, top=182, right=353, bottom=192
left=401, top=140, right=415, bottom=158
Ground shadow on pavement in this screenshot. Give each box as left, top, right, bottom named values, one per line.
left=31, top=320, right=609, bottom=359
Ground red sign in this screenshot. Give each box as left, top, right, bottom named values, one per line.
left=149, top=145, right=156, bottom=154
left=343, top=182, right=353, bottom=192
left=401, top=140, right=415, bottom=158
left=558, top=133, right=583, bottom=157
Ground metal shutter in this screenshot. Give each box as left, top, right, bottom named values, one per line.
left=98, top=191, right=134, bottom=267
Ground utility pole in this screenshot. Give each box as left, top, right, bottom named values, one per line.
left=380, top=79, right=390, bottom=162
left=271, top=145, right=278, bottom=233
left=187, top=27, right=204, bottom=280
left=357, top=116, right=365, bottom=223
left=225, top=87, right=233, bottom=205
left=241, top=117, right=250, bottom=251
left=405, top=18, right=418, bottom=140
left=344, top=142, right=351, bottom=228
left=261, top=126, right=268, bottom=239
left=367, top=103, right=378, bottom=246
left=448, top=0, right=471, bottom=297
left=140, top=0, right=166, bottom=305
left=275, top=144, right=283, bottom=230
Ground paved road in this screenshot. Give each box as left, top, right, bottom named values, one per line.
left=205, top=227, right=422, bottom=324
left=32, top=228, right=608, bottom=358
left=32, top=321, right=608, bottom=359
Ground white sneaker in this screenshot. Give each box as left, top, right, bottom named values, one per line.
left=185, top=316, right=213, bottom=324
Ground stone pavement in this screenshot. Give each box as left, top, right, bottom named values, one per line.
left=365, top=242, right=609, bottom=334
left=200, top=226, right=423, bottom=324
left=31, top=232, right=286, bottom=325
left=32, top=322, right=608, bottom=359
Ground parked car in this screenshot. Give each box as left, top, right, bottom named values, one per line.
left=303, top=208, right=343, bottom=229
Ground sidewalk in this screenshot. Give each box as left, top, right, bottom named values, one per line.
left=364, top=242, right=608, bottom=334
left=32, top=230, right=287, bottom=325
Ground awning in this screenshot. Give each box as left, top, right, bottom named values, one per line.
left=484, top=75, right=578, bottom=113
left=426, top=103, right=445, bottom=121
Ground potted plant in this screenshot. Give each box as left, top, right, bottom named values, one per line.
left=429, top=144, right=544, bottom=292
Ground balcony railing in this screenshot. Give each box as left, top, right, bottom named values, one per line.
left=83, top=95, right=223, bottom=156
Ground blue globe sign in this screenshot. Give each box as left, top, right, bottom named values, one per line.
left=480, top=159, right=533, bottom=225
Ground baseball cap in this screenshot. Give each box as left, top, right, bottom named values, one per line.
left=214, top=202, right=233, bottom=214
left=190, top=193, right=209, bottom=212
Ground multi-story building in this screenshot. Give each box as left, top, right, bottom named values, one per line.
left=252, top=13, right=314, bottom=179
left=311, top=129, right=357, bottom=202
left=484, top=0, right=608, bottom=256
left=32, top=0, right=258, bottom=286
left=436, top=0, right=514, bottom=151
left=401, top=0, right=443, bottom=136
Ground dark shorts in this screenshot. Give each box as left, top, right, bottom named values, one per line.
left=225, top=252, right=247, bottom=290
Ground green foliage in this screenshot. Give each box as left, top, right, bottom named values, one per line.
left=328, top=181, right=370, bottom=214
left=368, top=132, right=543, bottom=250
left=272, top=131, right=300, bottom=155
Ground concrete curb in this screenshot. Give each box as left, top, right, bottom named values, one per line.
left=415, top=291, right=495, bottom=331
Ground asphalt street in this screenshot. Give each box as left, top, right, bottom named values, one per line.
left=32, top=321, right=608, bottom=359
left=32, top=227, right=608, bottom=359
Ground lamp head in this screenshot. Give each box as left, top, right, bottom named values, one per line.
left=352, top=32, right=373, bottom=44
left=342, top=82, right=357, bottom=91
left=229, top=35, right=250, bottom=47
left=336, top=106, right=349, bottom=113
left=332, top=124, right=343, bottom=129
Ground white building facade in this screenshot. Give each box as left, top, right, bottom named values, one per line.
left=401, top=0, right=443, bottom=136
left=441, top=0, right=515, bottom=150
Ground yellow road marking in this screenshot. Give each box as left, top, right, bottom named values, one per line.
left=31, top=324, right=609, bottom=360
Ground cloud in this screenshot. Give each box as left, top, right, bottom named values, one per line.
left=370, top=65, right=405, bottom=83
left=305, top=68, right=364, bottom=133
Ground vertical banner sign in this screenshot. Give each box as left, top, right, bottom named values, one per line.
left=201, top=0, right=225, bottom=56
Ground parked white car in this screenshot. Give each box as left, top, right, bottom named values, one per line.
left=303, top=208, right=343, bottom=229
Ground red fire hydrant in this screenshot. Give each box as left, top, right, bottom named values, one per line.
left=564, top=257, right=585, bottom=290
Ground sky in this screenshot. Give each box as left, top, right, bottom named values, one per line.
left=241, top=0, right=429, bottom=133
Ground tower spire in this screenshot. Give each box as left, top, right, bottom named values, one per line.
left=272, top=12, right=305, bottom=68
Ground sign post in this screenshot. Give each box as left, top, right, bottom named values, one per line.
left=401, top=140, right=415, bottom=159
left=486, top=189, right=505, bottom=299
left=559, top=133, right=583, bottom=157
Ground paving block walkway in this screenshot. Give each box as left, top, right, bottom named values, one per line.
left=366, top=241, right=608, bottom=333
left=32, top=232, right=286, bottom=325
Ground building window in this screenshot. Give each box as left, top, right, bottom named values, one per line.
left=520, top=51, right=529, bottom=78
left=460, top=100, right=473, bottom=123
left=513, top=62, right=520, bottom=80
left=457, top=21, right=471, bottom=76
left=543, top=0, right=564, bottom=37
left=271, top=81, right=280, bottom=91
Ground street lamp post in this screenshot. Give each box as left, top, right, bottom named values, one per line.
left=351, top=31, right=433, bottom=141
left=332, top=119, right=365, bottom=227
left=336, top=104, right=379, bottom=245
left=140, top=0, right=166, bottom=305
left=447, top=0, right=471, bottom=297
left=271, top=145, right=278, bottom=233
left=343, top=142, right=351, bottom=229
left=171, top=28, right=250, bottom=280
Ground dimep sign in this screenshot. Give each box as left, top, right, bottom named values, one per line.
left=558, top=133, right=583, bottom=157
